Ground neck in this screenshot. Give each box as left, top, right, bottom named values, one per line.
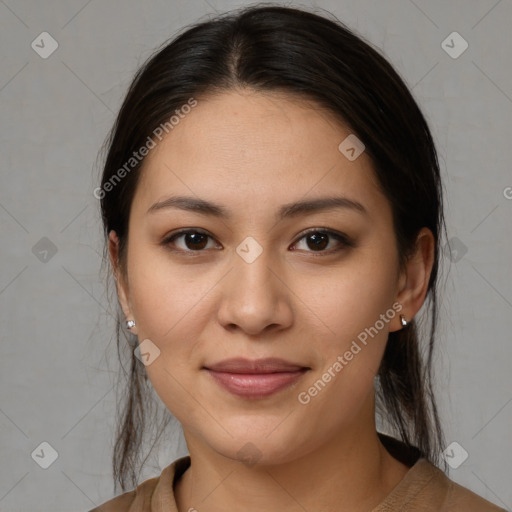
left=174, top=395, right=410, bottom=512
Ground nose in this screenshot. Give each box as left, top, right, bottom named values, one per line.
left=216, top=247, right=294, bottom=336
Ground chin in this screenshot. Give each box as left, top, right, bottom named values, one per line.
left=206, top=429, right=314, bottom=468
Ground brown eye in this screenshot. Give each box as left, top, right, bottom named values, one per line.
left=291, top=229, right=353, bottom=254
left=305, top=232, right=329, bottom=251
left=163, top=229, right=219, bottom=252
left=182, top=232, right=209, bottom=250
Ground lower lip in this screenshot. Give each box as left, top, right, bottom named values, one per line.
left=204, top=368, right=309, bottom=399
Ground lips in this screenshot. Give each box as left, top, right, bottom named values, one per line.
left=203, top=358, right=310, bottom=399
left=204, top=357, right=308, bottom=374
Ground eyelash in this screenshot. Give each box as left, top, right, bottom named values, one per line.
left=161, top=227, right=354, bottom=256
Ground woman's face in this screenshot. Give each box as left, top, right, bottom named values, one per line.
left=112, top=90, right=420, bottom=465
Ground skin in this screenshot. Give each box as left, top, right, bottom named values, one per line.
left=109, top=89, right=435, bottom=512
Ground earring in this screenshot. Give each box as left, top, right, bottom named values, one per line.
left=400, top=315, right=408, bottom=329
left=126, top=319, right=136, bottom=329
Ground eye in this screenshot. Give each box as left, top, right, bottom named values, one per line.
left=291, top=228, right=353, bottom=254
left=162, top=228, right=353, bottom=255
left=162, top=229, right=221, bottom=252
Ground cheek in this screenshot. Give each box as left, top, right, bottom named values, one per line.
left=294, top=293, right=391, bottom=434
left=127, top=244, right=215, bottom=340
left=124, top=246, right=218, bottom=423
left=304, top=248, right=398, bottom=347
left=124, top=247, right=214, bottom=383
left=294, top=247, right=398, bottom=410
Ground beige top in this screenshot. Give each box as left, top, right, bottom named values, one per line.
left=89, top=435, right=506, bottom=511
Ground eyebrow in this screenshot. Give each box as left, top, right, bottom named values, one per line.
left=147, top=195, right=368, bottom=220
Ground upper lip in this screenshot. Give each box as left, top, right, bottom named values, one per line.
left=204, top=357, right=309, bottom=374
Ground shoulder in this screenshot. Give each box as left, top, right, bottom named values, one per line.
left=87, top=489, right=136, bottom=512
left=442, top=473, right=507, bottom=512
left=376, top=434, right=506, bottom=511
left=86, top=476, right=157, bottom=512
left=87, top=455, right=191, bottom=512
left=409, top=459, right=507, bottom=511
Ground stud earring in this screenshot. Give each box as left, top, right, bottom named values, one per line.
left=400, top=315, right=408, bottom=329
left=126, top=319, right=136, bottom=329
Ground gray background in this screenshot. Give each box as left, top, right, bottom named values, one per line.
left=0, top=0, right=511, bottom=510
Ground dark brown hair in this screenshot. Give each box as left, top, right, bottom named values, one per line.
left=98, top=4, right=448, bottom=493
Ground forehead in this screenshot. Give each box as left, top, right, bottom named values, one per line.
left=132, top=90, right=389, bottom=221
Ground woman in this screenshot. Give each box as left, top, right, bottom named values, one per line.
left=90, top=5, right=506, bottom=511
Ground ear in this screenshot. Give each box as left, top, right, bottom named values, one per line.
left=390, top=227, right=435, bottom=333
left=108, top=230, right=137, bottom=335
